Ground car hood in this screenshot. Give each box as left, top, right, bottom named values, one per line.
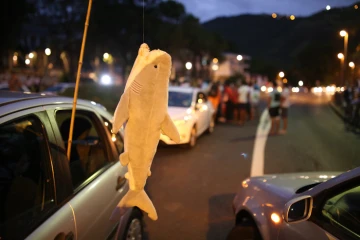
left=249, top=171, right=342, bottom=198
left=168, top=106, right=191, bottom=120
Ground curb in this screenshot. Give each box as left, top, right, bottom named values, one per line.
left=329, top=102, right=344, bottom=120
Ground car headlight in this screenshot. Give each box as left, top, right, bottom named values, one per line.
left=174, top=116, right=192, bottom=126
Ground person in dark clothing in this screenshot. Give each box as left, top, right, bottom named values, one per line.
left=224, top=82, right=235, bottom=121
left=343, top=84, right=353, bottom=129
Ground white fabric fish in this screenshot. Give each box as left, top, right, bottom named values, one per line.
left=112, top=43, right=180, bottom=220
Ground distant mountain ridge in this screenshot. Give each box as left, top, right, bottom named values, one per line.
left=203, top=2, right=360, bottom=82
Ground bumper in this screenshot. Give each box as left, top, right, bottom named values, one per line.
left=160, top=124, right=191, bottom=145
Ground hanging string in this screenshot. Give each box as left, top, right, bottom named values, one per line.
left=142, top=0, right=145, bottom=43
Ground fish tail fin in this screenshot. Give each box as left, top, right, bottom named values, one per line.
left=118, top=189, right=158, bottom=220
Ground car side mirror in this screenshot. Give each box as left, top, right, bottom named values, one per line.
left=284, top=195, right=313, bottom=223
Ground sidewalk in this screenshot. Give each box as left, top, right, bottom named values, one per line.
left=329, top=102, right=345, bottom=120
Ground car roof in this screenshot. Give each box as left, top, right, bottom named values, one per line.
left=169, top=86, right=200, bottom=93
left=0, top=91, right=110, bottom=118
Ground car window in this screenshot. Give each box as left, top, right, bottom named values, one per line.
left=56, top=110, right=112, bottom=190
left=102, top=117, right=124, bottom=155
left=0, top=115, right=55, bottom=240
left=322, top=185, right=360, bottom=238
left=168, top=91, right=193, bottom=108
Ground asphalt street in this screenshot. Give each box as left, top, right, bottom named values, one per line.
left=143, top=93, right=360, bottom=240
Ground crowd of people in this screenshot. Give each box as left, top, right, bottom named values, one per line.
left=204, top=80, right=290, bottom=135
left=1, top=72, right=42, bottom=92
left=342, top=83, right=360, bottom=130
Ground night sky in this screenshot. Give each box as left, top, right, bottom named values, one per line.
left=176, top=0, right=359, bottom=22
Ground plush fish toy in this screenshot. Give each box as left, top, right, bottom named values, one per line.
left=112, top=43, right=180, bottom=220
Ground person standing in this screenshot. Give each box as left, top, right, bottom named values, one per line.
left=8, top=73, right=22, bottom=91
left=280, top=83, right=290, bottom=134
left=237, top=80, right=250, bottom=125
left=268, top=81, right=281, bottom=135
left=251, top=84, right=261, bottom=118
left=224, top=82, right=236, bottom=121
left=208, top=82, right=221, bottom=121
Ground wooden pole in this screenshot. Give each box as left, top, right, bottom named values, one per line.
left=67, top=0, right=93, bottom=160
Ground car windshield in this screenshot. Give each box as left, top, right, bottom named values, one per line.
left=168, top=91, right=193, bottom=108
left=3, top=1, right=360, bottom=240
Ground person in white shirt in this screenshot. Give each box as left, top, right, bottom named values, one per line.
left=251, top=84, right=261, bottom=118
left=237, top=81, right=250, bottom=125
left=268, top=81, right=281, bottom=135
left=280, top=83, right=290, bottom=134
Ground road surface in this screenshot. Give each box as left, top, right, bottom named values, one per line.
left=143, top=93, right=360, bottom=240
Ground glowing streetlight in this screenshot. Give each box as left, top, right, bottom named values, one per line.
left=212, top=64, right=219, bottom=71
left=338, top=53, right=344, bottom=59
left=103, top=52, right=110, bottom=60
left=185, top=62, right=192, bottom=70
left=13, top=55, right=18, bottom=61
left=326, top=5, right=331, bottom=10
left=355, top=5, right=359, bottom=9
left=298, top=80, right=304, bottom=86
left=29, top=52, right=34, bottom=59
left=283, top=78, right=288, bottom=84
left=290, top=15, right=295, bottom=21
left=25, top=59, right=30, bottom=65
left=212, top=58, right=218, bottom=64
left=45, top=48, right=51, bottom=56
left=349, top=62, right=355, bottom=69
left=272, top=13, right=277, bottom=19
left=279, top=71, right=285, bottom=78
left=340, top=30, right=347, bottom=37
left=339, top=30, right=348, bottom=86
left=237, top=55, right=243, bottom=61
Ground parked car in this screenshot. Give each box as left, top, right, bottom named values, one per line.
left=160, top=86, right=215, bottom=148
left=0, top=91, right=143, bottom=240
left=0, top=83, right=30, bottom=92
left=42, top=83, right=76, bottom=95
left=229, top=168, right=360, bottom=240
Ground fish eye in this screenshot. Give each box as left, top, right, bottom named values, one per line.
left=154, top=65, right=158, bottom=68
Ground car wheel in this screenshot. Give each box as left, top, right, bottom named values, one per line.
left=227, top=214, right=262, bottom=240
left=206, top=116, right=215, bottom=134
left=187, top=126, right=197, bottom=148
left=122, top=208, right=143, bottom=240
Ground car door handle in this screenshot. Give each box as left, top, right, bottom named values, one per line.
left=65, top=232, right=74, bottom=240
left=54, top=231, right=74, bottom=240
left=116, top=176, right=126, bottom=191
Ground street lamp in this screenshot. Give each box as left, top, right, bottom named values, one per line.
left=279, top=71, right=285, bottom=78
left=103, top=52, right=110, bottom=61
left=212, top=58, right=218, bottom=64
left=237, top=55, right=243, bottom=61
left=338, top=53, right=345, bottom=86
left=29, top=52, right=34, bottom=59
left=298, top=80, right=304, bottom=87
left=212, top=64, right=219, bottom=71
left=45, top=48, right=51, bottom=56
left=338, top=53, right=344, bottom=59
left=25, top=59, right=30, bottom=65
left=340, top=30, right=348, bottom=85
left=185, top=62, right=192, bottom=70
left=349, top=62, right=355, bottom=83
left=326, top=5, right=331, bottom=10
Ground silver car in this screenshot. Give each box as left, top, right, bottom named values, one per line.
left=0, top=91, right=142, bottom=240
left=230, top=168, right=360, bottom=240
